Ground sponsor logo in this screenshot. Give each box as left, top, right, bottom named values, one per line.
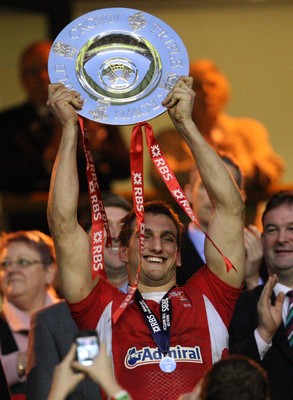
left=125, top=345, right=202, bottom=369
left=169, top=290, right=192, bottom=307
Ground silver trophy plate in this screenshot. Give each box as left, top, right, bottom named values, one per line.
left=48, top=8, right=189, bottom=125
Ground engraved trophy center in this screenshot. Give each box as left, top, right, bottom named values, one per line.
left=48, top=8, right=189, bottom=125
left=76, top=32, right=160, bottom=106
left=100, top=59, right=138, bottom=91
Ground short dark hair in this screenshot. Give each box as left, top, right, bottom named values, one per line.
left=201, top=355, right=270, bottom=400
left=118, top=200, right=183, bottom=248
left=262, top=190, right=293, bottom=227
left=0, top=230, right=55, bottom=267
left=79, top=192, right=132, bottom=232
left=102, top=192, right=132, bottom=212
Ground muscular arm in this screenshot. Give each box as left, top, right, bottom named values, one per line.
left=47, top=84, right=95, bottom=303
left=163, top=77, right=245, bottom=287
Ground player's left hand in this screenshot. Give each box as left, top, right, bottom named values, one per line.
left=162, top=76, right=195, bottom=126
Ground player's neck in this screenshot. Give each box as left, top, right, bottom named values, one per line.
left=138, top=280, right=175, bottom=294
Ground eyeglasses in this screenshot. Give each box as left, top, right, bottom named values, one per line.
left=0, top=258, right=43, bottom=270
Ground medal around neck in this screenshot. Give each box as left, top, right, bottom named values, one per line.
left=48, top=8, right=189, bottom=125
left=160, top=356, right=177, bottom=373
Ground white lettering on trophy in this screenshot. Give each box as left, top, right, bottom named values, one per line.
left=114, top=94, right=164, bottom=120
left=70, top=14, right=120, bottom=39
left=53, top=64, right=73, bottom=89
left=150, top=23, right=183, bottom=68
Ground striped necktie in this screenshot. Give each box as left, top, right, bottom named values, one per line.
left=285, top=290, right=293, bottom=350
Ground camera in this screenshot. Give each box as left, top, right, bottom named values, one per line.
left=75, top=330, right=99, bottom=366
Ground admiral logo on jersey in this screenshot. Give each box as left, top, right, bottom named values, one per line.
left=125, top=345, right=203, bottom=369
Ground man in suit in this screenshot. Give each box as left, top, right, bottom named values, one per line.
left=229, top=190, right=293, bottom=400
left=0, top=41, right=130, bottom=233
left=177, top=155, right=267, bottom=288
left=190, top=59, right=284, bottom=225
left=26, top=193, right=131, bottom=400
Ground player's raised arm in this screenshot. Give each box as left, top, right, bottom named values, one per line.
left=163, top=77, right=245, bottom=287
left=47, top=84, right=94, bottom=303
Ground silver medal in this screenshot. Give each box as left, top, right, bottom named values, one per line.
left=159, top=356, right=177, bottom=373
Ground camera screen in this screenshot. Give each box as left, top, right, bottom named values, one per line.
left=76, top=335, right=99, bottom=366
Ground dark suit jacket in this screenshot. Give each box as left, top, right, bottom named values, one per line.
left=229, top=285, right=293, bottom=400
left=0, top=101, right=130, bottom=232
left=0, top=102, right=55, bottom=193
left=0, top=313, right=26, bottom=395
left=0, top=101, right=130, bottom=195
left=177, top=225, right=268, bottom=287
left=176, top=227, right=205, bottom=286
left=0, top=358, right=11, bottom=400
left=26, top=301, right=102, bottom=400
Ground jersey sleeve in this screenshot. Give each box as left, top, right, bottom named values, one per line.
left=190, top=265, right=242, bottom=327
left=67, top=278, right=120, bottom=330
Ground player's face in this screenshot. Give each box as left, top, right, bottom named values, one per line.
left=121, top=213, right=180, bottom=288
left=262, top=204, right=293, bottom=284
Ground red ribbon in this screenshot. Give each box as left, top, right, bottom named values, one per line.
left=79, top=116, right=111, bottom=281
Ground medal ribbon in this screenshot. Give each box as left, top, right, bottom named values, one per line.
left=78, top=116, right=111, bottom=281
left=112, top=122, right=146, bottom=323
left=135, top=288, right=174, bottom=356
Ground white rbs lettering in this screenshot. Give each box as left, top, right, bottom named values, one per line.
left=154, top=158, right=173, bottom=181
left=134, top=187, right=144, bottom=212
left=147, top=315, right=161, bottom=333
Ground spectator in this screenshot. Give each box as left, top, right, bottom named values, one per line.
left=0, top=230, right=58, bottom=397
left=179, top=354, right=270, bottom=400
left=229, top=190, right=293, bottom=400
left=0, top=41, right=56, bottom=194
left=46, top=77, right=245, bottom=399
left=0, top=41, right=130, bottom=231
